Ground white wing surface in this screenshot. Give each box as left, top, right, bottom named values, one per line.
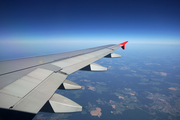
left=0, top=41, right=128, bottom=119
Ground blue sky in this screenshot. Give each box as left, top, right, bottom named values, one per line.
left=0, top=0, right=180, bottom=60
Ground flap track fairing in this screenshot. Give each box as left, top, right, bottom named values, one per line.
left=58, top=80, right=82, bottom=90
left=40, top=93, right=82, bottom=113
left=80, top=63, right=107, bottom=71
left=105, top=53, right=122, bottom=58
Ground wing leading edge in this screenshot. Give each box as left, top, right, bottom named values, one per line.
left=0, top=41, right=128, bottom=119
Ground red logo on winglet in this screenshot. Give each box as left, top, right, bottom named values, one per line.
left=119, top=41, right=128, bottom=50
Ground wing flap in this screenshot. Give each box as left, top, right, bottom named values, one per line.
left=0, top=68, right=53, bottom=109
left=0, top=68, right=67, bottom=114
left=0, top=68, right=53, bottom=98
left=11, top=72, right=67, bottom=113
left=0, top=92, right=20, bottom=108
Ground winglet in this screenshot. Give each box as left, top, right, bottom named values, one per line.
left=119, top=41, right=128, bottom=50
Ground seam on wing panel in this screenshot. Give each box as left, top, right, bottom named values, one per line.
left=9, top=69, right=54, bottom=109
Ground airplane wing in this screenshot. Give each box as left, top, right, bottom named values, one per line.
left=0, top=41, right=128, bottom=119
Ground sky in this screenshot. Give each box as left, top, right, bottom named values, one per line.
left=0, top=0, right=180, bottom=60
